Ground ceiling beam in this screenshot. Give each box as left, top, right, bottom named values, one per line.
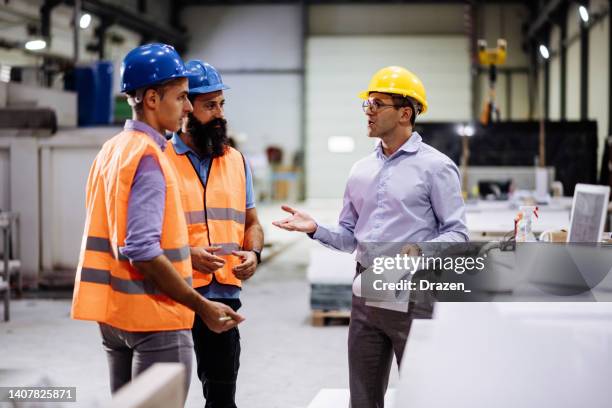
left=525, top=0, right=566, bottom=40
left=62, top=0, right=188, bottom=50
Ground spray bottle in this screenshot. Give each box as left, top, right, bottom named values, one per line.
left=514, top=206, right=539, bottom=242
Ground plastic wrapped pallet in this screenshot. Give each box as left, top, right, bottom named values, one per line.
left=307, top=247, right=354, bottom=311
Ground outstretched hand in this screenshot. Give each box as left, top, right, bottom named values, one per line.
left=272, top=205, right=317, bottom=234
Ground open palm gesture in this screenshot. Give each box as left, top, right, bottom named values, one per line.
left=272, top=205, right=317, bottom=233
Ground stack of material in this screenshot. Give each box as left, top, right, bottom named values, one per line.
left=0, top=81, right=77, bottom=129
left=310, top=283, right=353, bottom=311
left=0, top=107, right=57, bottom=134
left=307, top=247, right=355, bottom=311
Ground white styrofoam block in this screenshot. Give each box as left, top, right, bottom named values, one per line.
left=395, top=303, right=612, bottom=408
left=7, top=82, right=77, bottom=127
left=307, top=246, right=355, bottom=285
left=109, top=363, right=185, bottom=408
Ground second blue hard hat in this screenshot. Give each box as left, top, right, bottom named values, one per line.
left=120, top=43, right=191, bottom=93
left=186, top=60, right=230, bottom=95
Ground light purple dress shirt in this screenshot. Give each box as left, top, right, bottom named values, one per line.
left=119, top=120, right=167, bottom=262
left=312, top=132, right=468, bottom=266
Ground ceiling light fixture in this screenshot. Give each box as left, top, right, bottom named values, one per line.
left=79, top=13, right=92, bottom=29
left=579, top=5, right=589, bottom=23
left=25, top=39, right=47, bottom=51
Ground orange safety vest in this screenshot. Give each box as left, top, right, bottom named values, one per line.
left=71, top=130, right=194, bottom=332
left=165, top=140, right=246, bottom=289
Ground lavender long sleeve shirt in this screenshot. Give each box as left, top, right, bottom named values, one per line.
left=119, top=120, right=167, bottom=262
left=311, top=132, right=469, bottom=266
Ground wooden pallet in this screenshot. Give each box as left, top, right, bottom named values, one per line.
left=311, top=309, right=351, bottom=327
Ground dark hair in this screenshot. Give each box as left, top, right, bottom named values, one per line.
left=390, top=94, right=421, bottom=126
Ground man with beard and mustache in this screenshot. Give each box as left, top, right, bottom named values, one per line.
left=166, top=59, right=263, bottom=408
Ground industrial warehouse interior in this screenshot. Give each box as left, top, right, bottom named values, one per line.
left=1, top=0, right=612, bottom=407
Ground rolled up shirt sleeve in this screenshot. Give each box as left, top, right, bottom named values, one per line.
left=119, top=155, right=166, bottom=262
left=427, top=159, right=469, bottom=243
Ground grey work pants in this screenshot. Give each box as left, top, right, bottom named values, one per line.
left=99, top=323, right=193, bottom=397
left=348, top=296, right=413, bottom=408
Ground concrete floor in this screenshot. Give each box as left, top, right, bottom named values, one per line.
left=0, top=236, right=401, bottom=408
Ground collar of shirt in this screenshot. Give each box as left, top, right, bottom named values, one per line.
left=170, top=132, right=205, bottom=159
left=375, top=131, right=422, bottom=161
left=124, top=119, right=168, bottom=151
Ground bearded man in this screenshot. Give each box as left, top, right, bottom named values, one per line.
left=166, top=60, right=264, bottom=408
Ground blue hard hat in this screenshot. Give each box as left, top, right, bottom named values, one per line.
left=120, top=43, right=191, bottom=93
left=185, top=60, right=230, bottom=95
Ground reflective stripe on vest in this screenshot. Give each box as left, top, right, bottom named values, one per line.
left=85, top=236, right=190, bottom=262
left=71, top=130, right=194, bottom=332
left=184, top=208, right=246, bottom=225
left=165, top=142, right=246, bottom=288
left=80, top=267, right=192, bottom=295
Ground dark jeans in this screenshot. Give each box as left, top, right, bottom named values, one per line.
left=192, top=298, right=242, bottom=408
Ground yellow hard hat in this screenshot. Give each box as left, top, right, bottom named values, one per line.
left=358, top=66, right=428, bottom=114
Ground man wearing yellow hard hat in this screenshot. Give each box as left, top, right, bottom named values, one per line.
left=274, top=66, right=467, bottom=407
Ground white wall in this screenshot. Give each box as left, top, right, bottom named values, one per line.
left=511, top=71, right=530, bottom=120
left=220, top=73, right=302, bottom=160
left=0, top=128, right=118, bottom=282
left=588, top=0, right=610, bottom=169
left=178, top=3, right=474, bottom=169
left=306, top=36, right=470, bottom=199
left=549, top=25, right=561, bottom=120
left=181, top=5, right=303, bottom=163
left=309, top=4, right=464, bottom=35
left=566, top=5, right=582, bottom=121
left=40, top=143, right=101, bottom=271
left=183, top=5, right=301, bottom=69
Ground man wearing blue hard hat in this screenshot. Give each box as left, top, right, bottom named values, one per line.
left=71, top=44, right=244, bottom=399
left=166, top=59, right=263, bottom=407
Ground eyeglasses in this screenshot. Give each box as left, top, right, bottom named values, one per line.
left=361, top=99, right=398, bottom=113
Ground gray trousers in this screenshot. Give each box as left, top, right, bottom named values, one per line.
left=99, top=323, right=193, bottom=396
left=348, top=295, right=413, bottom=408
